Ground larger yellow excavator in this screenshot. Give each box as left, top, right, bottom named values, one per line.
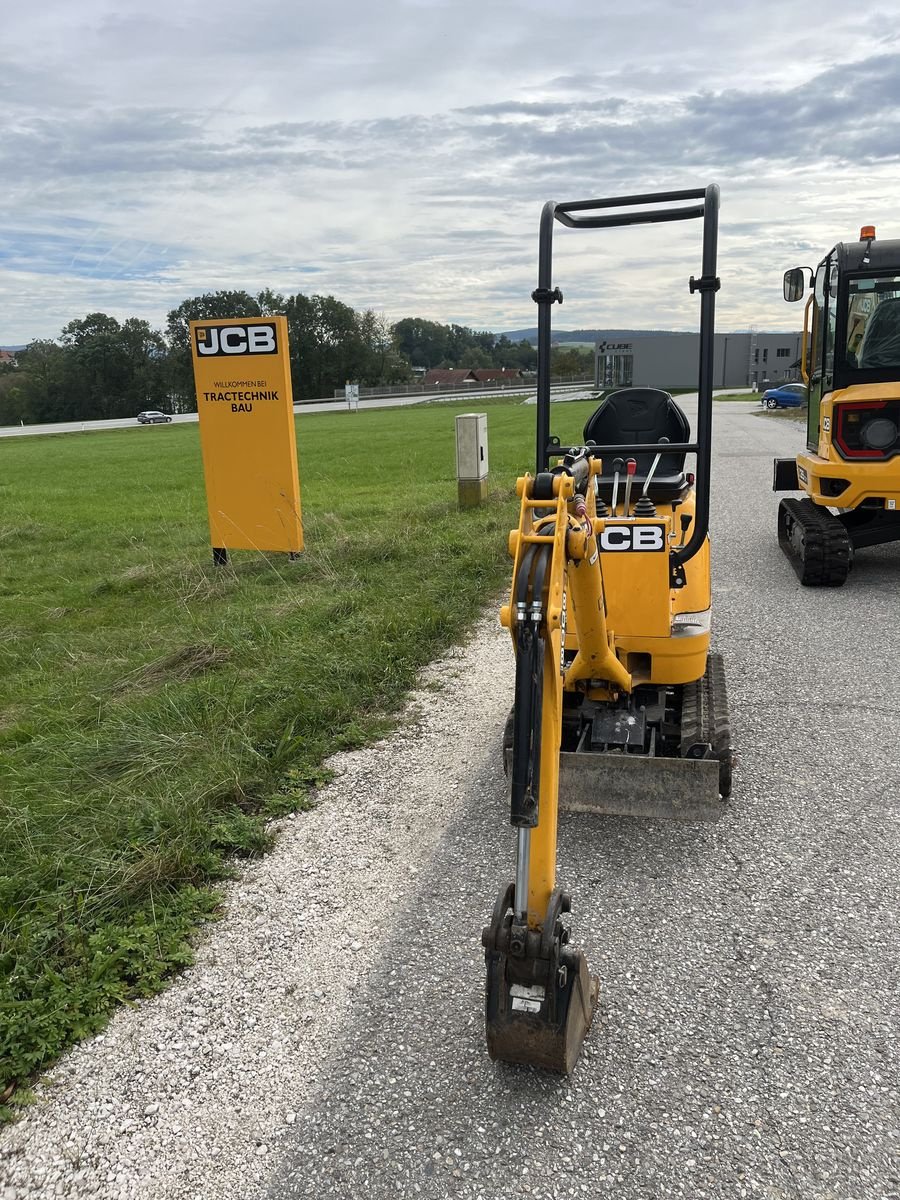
left=482, top=186, right=731, bottom=1073
left=774, top=226, right=900, bottom=583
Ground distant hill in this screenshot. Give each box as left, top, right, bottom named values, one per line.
left=1, top=345, right=26, bottom=353
left=499, top=328, right=678, bottom=345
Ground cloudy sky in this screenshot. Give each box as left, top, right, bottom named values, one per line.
left=4, top=0, right=900, bottom=344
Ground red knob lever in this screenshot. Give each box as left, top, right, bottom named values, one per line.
left=626, top=459, right=637, bottom=475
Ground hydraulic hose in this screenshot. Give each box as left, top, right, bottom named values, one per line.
left=514, top=543, right=539, bottom=608
left=510, top=544, right=551, bottom=831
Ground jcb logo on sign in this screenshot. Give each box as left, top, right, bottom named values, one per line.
left=195, top=323, right=278, bottom=356
left=599, top=524, right=666, bottom=552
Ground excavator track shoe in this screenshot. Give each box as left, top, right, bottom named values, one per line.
left=482, top=886, right=599, bottom=1074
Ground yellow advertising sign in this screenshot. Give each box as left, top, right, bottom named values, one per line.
left=189, top=316, right=303, bottom=555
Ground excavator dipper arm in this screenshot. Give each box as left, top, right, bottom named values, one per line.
left=484, top=455, right=624, bottom=1072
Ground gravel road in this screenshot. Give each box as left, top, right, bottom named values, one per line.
left=2, top=400, right=898, bottom=1200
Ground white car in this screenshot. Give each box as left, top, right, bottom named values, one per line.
left=136, top=411, right=173, bottom=424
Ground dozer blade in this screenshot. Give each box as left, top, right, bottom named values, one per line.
left=558, top=752, right=722, bottom=822
left=483, top=885, right=599, bottom=1074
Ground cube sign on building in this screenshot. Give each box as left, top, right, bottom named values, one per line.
left=189, top=316, right=303, bottom=562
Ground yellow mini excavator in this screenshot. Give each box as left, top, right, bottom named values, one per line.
left=482, top=185, right=731, bottom=1074
left=774, top=226, right=900, bottom=583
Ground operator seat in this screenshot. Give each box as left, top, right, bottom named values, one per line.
left=583, top=387, right=691, bottom=504
left=858, top=298, right=900, bottom=369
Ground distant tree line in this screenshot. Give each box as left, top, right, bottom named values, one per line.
left=0, top=290, right=593, bottom=425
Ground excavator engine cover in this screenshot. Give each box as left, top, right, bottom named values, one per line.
left=483, top=885, right=599, bottom=1073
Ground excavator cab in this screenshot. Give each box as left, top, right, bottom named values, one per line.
left=483, top=186, right=732, bottom=1074
left=775, top=228, right=900, bottom=584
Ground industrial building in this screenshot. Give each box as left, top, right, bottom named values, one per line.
left=594, top=331, right=802, bottom=392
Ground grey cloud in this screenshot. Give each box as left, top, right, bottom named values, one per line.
left=1, top=109, right=346, bottom=189
left=263, top=52, right=900, bottom=191
left=11, top=53, right=898, bottom=202
left=458, top=99, right=627, bottom=119
left=4, top=14, right=900, bottom=342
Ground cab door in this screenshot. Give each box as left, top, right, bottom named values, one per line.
left=807, top=256, right=837, bottom=451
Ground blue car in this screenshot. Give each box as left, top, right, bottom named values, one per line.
left=761, top=383, right=807, bottom=409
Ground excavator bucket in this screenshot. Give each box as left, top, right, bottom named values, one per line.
left=483, top=886, right=599, bottom=1073
left=484, top=945, right=598, bottom=1073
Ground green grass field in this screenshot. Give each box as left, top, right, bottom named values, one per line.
left=0, top=395, right=608, bottom=1111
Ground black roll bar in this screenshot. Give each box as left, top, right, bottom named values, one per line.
left=533, top=184, right=720, bottom=571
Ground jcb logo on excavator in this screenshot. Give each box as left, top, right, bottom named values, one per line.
left=599, top=524, right=666, bottom=551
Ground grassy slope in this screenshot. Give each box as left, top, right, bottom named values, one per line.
left=0, top=396, right=601, bottom=1107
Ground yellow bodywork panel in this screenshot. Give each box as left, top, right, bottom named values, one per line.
left=800, top=383, right=900, bottom=508
left=566, top=494, right=710, bottom=687
left=595, top=517, right=672, bottom=639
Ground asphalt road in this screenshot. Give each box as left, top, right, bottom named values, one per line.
left=0, top=384, right=597, bottom=439
left=270, top=401, right=898, bottom=1200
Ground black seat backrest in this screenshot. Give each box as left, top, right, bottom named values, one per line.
left=859, top=298, right=900, bottom=369
left=583, top=388, right=690, bottom=477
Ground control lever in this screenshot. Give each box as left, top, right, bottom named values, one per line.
left=677, top=512, right=692, bottom=548
left=622, top=458, right=637, bottom=516
left=610, top=458, right=624, bottom=513
left=642, top=437, right=669, bottom=497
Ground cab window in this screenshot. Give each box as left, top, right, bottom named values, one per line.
left=823, top=260, right=838, bottom=388
left=845, top=274, right=900, bottom=371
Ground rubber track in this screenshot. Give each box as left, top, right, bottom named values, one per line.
left=680, top=652, right=733, bottom=799
left=778, top=497, right=851, bottom=587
